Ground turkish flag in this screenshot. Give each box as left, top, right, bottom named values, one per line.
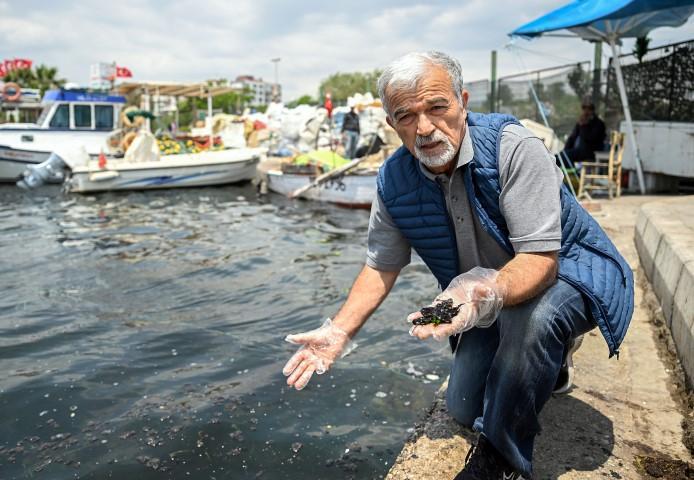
left=98, top=151, right=107, bottom=169
left=0, top=64, right=6, bottom=77
left=116, top=66, right=133, bottom=78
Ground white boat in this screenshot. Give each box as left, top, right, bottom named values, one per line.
left=67, top=149, right=261, bottom=193
left=18, top=131, right=263, bottom=193
left=0, top=89, right=125, bottom=182
left=265, top=169, right=376, bottom=208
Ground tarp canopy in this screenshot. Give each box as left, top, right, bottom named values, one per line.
left=509, top=0, right=694, bottom=194
left=117, top=81, right=239, bottom=98
left=511, top=0, right=694, bottom=41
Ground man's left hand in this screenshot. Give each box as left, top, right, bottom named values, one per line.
left=407, top=267, right=505, bottom=341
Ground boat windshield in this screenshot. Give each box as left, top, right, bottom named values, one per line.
left=35, top=105, right=52, bottom=126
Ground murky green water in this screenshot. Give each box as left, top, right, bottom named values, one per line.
left=0, top=184, right=450, bottom=479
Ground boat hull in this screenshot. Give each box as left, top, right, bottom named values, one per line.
left=0, top=145, right=51, bottom=181
left=0, top=129, right=111, bottom=182
left=68, top=150, right=261, bottom=193
left=266, top=170, right=376, bottom=208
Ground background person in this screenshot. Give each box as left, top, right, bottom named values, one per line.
left=282, top=51, right=633, bottom=480
left=562, top=99, right=606, bottom=167
left=342, top=101, right=361, bottom=159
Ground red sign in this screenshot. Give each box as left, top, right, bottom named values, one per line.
left=0, top=58, right=33, bottom=77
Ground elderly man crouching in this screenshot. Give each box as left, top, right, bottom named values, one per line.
left=282, top=51, right=633, bottom=479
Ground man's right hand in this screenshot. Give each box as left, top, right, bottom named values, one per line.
left=282, top=319, right=355, bottom=390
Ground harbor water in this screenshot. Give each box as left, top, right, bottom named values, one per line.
left=0, top=184, right=450, bottom=479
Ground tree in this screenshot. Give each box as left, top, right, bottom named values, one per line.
left=286, top=95, right=317, bottom=108
left=2, top=64, right=65, bottom=95
left=567, top=63, right=590, bottom=100
left=497, top=83, right=514, bottom=106
left=633, top=36, right=650, bottom=63
left=318, top=69, right=382, bottom=104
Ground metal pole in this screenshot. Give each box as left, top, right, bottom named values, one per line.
left=271, top=58, right=281, bottom=103
left=592, top=41, right=602, bottom=111
left=490, top=50, right=497, bottom=112
left=608, top=39, right=646, bottom=194
left=175, top=96, right=179, bottom=133
left=207, top=91, right=213, bottom=148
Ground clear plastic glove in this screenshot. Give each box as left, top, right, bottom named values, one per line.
left=282, top=319, right=356, bottom=390
left=407, top=267, right=505, bottom=341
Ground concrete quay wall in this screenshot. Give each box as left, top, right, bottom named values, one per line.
left=635, top=196, right=694, bottom=384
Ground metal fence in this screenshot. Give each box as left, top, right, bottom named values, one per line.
left=465, top=39, right=693, bottom=140
left=496, top=62, right=592, bottom=138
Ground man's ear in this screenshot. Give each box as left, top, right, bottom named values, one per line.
left=461, top=89, right=469, bottom=110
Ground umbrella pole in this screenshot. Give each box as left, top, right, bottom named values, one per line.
left=608, top=39, right=646, bottom=194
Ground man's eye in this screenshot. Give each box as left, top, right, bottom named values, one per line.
left=398, top=114, right=414, bottom=124
left=431, top=105, right=447, bottom=111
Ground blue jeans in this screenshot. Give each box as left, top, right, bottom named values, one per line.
left=446, top=279, right=595, bottom=478
left=344, top=131, right=359, bottom=159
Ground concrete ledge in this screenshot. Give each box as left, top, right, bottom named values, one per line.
left=635, top=196, right=694, bottom=383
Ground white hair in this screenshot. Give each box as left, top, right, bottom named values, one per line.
left=377, top=51, right=464, bottom=117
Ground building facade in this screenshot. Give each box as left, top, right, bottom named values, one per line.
left=231, top=75, right=281, bottom=106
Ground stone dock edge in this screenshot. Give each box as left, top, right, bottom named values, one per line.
left=634, top=195, right=694, bottom=385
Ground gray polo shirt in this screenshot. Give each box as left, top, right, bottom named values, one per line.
left=366, top=123, right=564, bottom=274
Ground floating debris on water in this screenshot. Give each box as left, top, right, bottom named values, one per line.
left=375, top=392, right=387, bottom=398
left=406, top=362, right=423, bottom=377
left=425, top=374, right=440, bottom=381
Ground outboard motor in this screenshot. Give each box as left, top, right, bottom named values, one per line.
left=17, top=152, right=68, bottom=189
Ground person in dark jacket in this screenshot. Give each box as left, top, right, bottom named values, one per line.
left=563, top=100, right=606, bottom=166
left=282, top=52, right=632, bottom=480
left=342, top=103, right=361, bottom=159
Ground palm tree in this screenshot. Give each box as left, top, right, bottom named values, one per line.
left=2, top=64, right=65, bottom=95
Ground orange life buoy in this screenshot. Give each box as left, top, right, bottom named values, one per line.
left=2, top=82, right=21, bottom=102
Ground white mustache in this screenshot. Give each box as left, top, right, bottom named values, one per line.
left=415, top=131, right=447, bottom=148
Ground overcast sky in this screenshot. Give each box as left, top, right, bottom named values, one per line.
left=1, top=0, right=692, bottom=101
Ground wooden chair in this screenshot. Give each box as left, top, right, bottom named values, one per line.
left=577, top=131, right=625, bottom=200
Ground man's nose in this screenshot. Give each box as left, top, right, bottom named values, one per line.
left=416, top=113, right=435, bottom=137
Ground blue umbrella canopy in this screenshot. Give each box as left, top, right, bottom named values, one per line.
left=509, top=0, right=694, bottom=194
left=511, top=0, right=694, bottom=41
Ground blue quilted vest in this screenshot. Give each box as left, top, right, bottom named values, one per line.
left=377, top=112, right=634, bottom=356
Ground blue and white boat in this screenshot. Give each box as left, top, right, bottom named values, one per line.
left=0, top=89, right=125, bottom=182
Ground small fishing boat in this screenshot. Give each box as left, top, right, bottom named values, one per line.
left=67, top=149, right=261, bottom=193
left=18, top=131, right=263, bottom=193
left=265, top=169, right=377, bottom=208
left=260, top=150, right=380, bottom=208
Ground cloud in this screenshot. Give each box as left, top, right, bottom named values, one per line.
left=1, top=0, right=692, bottom=101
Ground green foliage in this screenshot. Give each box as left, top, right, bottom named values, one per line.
left=174, top=85, right=254, bottom=129
left=633, top=36, right=650, bottom=63
left=498, top=84, right=514, bottom=106
left=318, top=70, right=382, bottom=104
left=286, top=95, right=317, bottom=108
left=2, top=64, right=65, bottom=95
left=496, top=73, right=586, bottom=138
left=567, top=63, right=591, bottom=100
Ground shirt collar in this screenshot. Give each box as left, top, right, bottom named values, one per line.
left=418, top=126, right=473, bottom=180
